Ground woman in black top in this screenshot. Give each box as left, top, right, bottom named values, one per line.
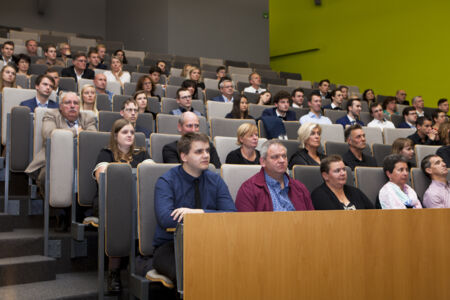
left=311, top=155, right=374, bottom=210
left=225, top=123, right=260, bottom=164
left=289, top=122, right=326, bottom=169
left=187, top=66, right=205, bottom=90
left=225, top=95, right=254, bottom=119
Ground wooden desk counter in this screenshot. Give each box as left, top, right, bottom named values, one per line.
left=184, top=209, right=450, bottom=300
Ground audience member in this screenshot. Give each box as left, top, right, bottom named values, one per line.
left=299, top=91, right=332, bottom=125
left=317, top=79, right=330, bottom=100
left=362, top=89, right=375, bottom=104
left=407, top=116, right=439, bottom=145
left=392, top=138, right=416, bottom=167
left=322, top=89, right=343, bottom=110
left=120, top=98, right=151, bottom=138
left=397, top=107, right=417, bottom=128
left=291, top=88, right=305, bottom=108
left=432, top=109, right=447, bottom=131
left=225, top=95, right=254, bottom=119
left=395, top=90, right=409, bottom=105
left=261, top=91, right=296, bottom=121
left=243, top=72, right=266, bottom=94
left=181, top=79, right=201, bottom=100
left=61, top=53, right=95, bottom=82
left=342, top=124, right=377, bottom=170
left=134, top=90, right=151, bottom=114
left=45, top=68, right=61, bottom=94
left=171, top=88, right=202, bottom=116
left=113, top=49, right=128, bottom=64
left=437, top=123, right=450, bottom=166
left=87, top=49, right=107, bottom=70
left=339, top=85, right=349, bottom=100
left=289, top=123, right=326, bottom=169
left=225, top=123, right=260, bottom=164
left=186, top=66, right=205, bottom=91
left=20, top=74, right=57, bottom=112
left=149, top=66, right=162, bottom=85
left=93, top=73, right=114, bottom=101
left=36, top=44, right=64, bottom=67
left=216, top=66, right=226, bottom=80
left=151, top=132, right=236, bottom=283
left=311, top=155, right=373, bottom=210
left=156, top=60, right=168, bottom=76
left=368, top=102, right=395, bottom=129
left=0, top=65, right=19, bottom=91
left=58, top=42, right=72, bottom=63
left=25, top=39, right=38, bottom=56
left=257, top=91, right=272, bottom=105
left=162, top=112, right=221, bottom=168
left=15, top=54, right=31, bottom=77
left=382, top=96, right=398, bottom=118
left=212, top=77, right=234, bottom=103
left=336, top=98, right=364, bottom=127
left=96, top=44, right=106, bottom=63
left=421, top=155, right=449, bottom=208
left=80, top=84, right=98, bottom=115
left=412, top=96, right=425, bottom=117
left=103, top=56, right=131, bottom=89
left=235, top=139, right=314, bottom=212
left=378, top=154, right=422, bottom=209
left=0, top=41, right=15, bottom=64
left=438, top=98, right=449, bottom=116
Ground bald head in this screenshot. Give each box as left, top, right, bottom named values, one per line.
left=178, top=112, right=200, bottom=135
left=93, top=73, right=107, bottom=92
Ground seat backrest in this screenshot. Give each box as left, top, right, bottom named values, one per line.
left=214, top=136, right=267, bottom=165
left=98, top=111, right=122, bottom=132
left=390, top=114, right=404, bottom=127
left=138, top=163, right=179, bottom=255
left=170, top=68, right=182, bottom=77
left=97, top=94, right=112, bottom=111
left=323, top=109, right=347, bottom=124
left=105, top=163, right=133, bottom=257
left=284, top=121, right=300, bottom=139
left=78, top=78, right=94, bottom=92
left=167, top=76, right=186, bottom=86
left=2, top=87, right=36, bottom=144
left=16, top=74, right=29, bottom=89
left=354, top=167, right=387, bottom=206
left=415, top=145, right=439, bottom=167
left=136, top=113, right=154, bottom=136
left=33, top=108, right=48, bottom=158
left=320, top=123, right=345, bottom=147
left=291, top=107, right=309, bottom=120
left=9, top=30, right=39, bottom=41
left=206, top=100, right=233, bottom=119
left=49, top=129, right=74, bottom=208
left=124, top=50, right=145, bottom=60
left=210, top=118, right=256, bottom=138
left=200, top=57, right=224, bottom=66
left=360, top=111, right=372, bottom=124
left=69, top=36, right=96, bottom=48
left=10, top=106, right=32, bottom=172
left=220, top=164, right=261, bottom=202
left=286, top=79, right=311, bottom=89
left=292, top=165, right=354, bottom=194
left=123, top=82, right=137, bottom=96
left=148, top=97, right=161, bottom=114
left=248, top=104, right=275, bottom=119
left=230, top=73, right=249, bottom=84
left=410, top=167, right=431, bottom=202
left=112, top=95, right=130, bottom=112
left=161, top=97, right=205, bottom=116
left=267, top=84, right=295, bottom=95
left=204, top=78, right=219, bottom=90
left=149, top=133, right=181, bottom=163
left=106, top=81, right=122, bottom=96
left=156, top=114, right=208, bottom=135
left=59, top=77, right=77, bottom=92
left=383, top=128, right=416, bottom=144
left=165, top=85, right=178, bottom=99
left=371, top=143, right=392, bottom=167
left=130, top=72, right=147, bottom=83
left=362, top=126, right=383, bottom=145
left=243, top=92, right=259, bottom=104
left=228, top=66, right=252, bottom=76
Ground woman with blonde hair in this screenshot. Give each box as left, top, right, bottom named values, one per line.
left=392, top=137, right=415, bottom=167
left=187, top=66, right=205, bottom=90
left=289, top=122, right=326, bottom=169
left=225, top=123, right=260, bottom=164
left=0, top=64, right=19, bottom=91
left=103, top=56, right=131, bottom=89
left=438, top=122, right=450, bottom=146
left=80, top=84, right=98, bottom=115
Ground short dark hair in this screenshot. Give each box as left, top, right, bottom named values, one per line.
left=369, top=102, right=382, bottom=115
left=432, top=109, right=445, bottom=121
left=218, top=76, right=232, bottom=89
left=383, top=154, right=408, bottom=175
left=25, top=39, right=37, bottom=46
left=177, top=132, right=210, bottom=156
left=216, top=66, right=226, bottom=73
left=402, top=106, right=416, bottom=118
left=15, top=53, right=30, bottom=65
left=438, top=98, right=448, bottom=106
left=344, top=124, right=362, bottom=141
left=339, top=85, right=348, bottom=91
left=421, top=154, right=438, bottom=179
left=319, top=79, right=330, bottom=86
left=176, top=87, right=190, bottom=99
left=87, top=49, right=98, bottom=57
left=121, top=98, right=138, bottom=110
left=2, top=41, right=14, bottom=49
left=309, top=90, right=321, bottom=101
left=273, top=91, right=291, bottom=104
left=291, top=88, right=304, bottom=97
left=156, top=60, right=166, bottom=65
left=45, top=67, right=59, bottom=75
left=72, top=52, right=87, bottom=61
left=416, top=116, right=431, bottom=127
left=346, top=98, right=361, bottom=112
left=382, top=96, right=396, bottom=110
left=44, top=44, right=56, bottom=53
left=181, top=79, right=196, bottom=89
left=149, top=66, right=162, bottom=75
left=35, top=74, right=55, bottom=87
left=330, top=89, right=339, bottom=99
left=320, top=154, right=343, bottom=174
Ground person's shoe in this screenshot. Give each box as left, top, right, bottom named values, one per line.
left=82, top=216, right=99, bottom=228
left=107, top=270, right=122, bottom=293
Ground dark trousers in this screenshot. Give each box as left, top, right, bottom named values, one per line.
left=153, top=241, right=176, bottom=282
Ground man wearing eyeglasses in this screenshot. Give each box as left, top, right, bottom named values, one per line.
left=395, top=90, right=409, bottom=105
left=212, top=77, right=235, bottom=102
left=61, top=52, right=95, bottom=82
left=120, top=99, right=151, bottom=138
left=171, top=88, right=202, bottom=116
left=162, top=112, right=221, bottom=168
left=367, top=103, right=395, bottom=129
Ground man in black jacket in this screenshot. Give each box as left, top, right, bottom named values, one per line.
left=61, top=52, right=95, bottom=82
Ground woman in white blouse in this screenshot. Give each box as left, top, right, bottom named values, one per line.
left=103, top=56, right=130, bottom=89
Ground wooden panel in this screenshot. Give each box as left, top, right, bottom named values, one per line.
left=184, top=210, right=450, bottom=300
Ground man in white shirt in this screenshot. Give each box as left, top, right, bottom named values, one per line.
left=243, top=72, right=266, bottom=94
left=367, top=103, right=395, bottom=129
left=299, top=91, right=332, bottom=125
left=291, top=88, right=305, bottom=108
left=412, top=96, right=425, bottom=117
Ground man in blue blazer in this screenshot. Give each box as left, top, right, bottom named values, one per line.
left=211, top=77, right=235, bottom=102
left=20, top=75, right=58, bottom=112
left=336, top=98, right=364, bottom=128
left=262, top=91, right=297, bottom=121
left=397, top=106, right=417, bottom=128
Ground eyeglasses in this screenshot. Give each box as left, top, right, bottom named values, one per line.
left=185, top=123, right=200, bottom=128
left=124, top=108, right=138, bottom=113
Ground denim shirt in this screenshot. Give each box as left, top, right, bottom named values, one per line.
left=264, top=171, right=294, bottom=211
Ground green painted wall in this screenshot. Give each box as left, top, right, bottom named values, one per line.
left=269, top=0, right=450, bottom=107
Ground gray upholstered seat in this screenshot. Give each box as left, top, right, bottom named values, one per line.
left=383, top=128, right=416, bottom=144
left=206, top=101, right=233, bottom=119
left=323, top=109, right=347, bottom=124
left=415, top=145, right=439, bottom=167
left=161, top=98, right=205, bottom=116
left=320, top=124, right=345, bottom=147
left=267, top=84, right=295, bottom=95
left=204, top=78, right=219, bottom=90
left=248, top=104, right=275, bottom=119
left=156, top=114, right=208, bottom=135
left=371, top=143, right=392, bottom=167
left=167, top=76, right=186, bottom=86
left=112, top=95, right=130, bottom=112
left=210, top=118, right=256, bottom=138
left=220, top=164, right=261, bottom=202
left=362, top=126, right=383, bottom=145
left=149, top=133, right=181, bottom=163
left=324, top=141, right=372, bottom=157
left=59, top=77, right=77, bottom=92
left=96, top=94, right=112, bottom=111
left=123, top=82, right=137, bottom=96
left=165, top=85, right=178, bottom=99
left=354, top=167, right=387, bottom=206
left=16, top=74, right=29, bottom=89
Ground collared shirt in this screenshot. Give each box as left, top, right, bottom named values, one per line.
left=171, top=106, right=202, bottom=116
left=299, top=111, right=332, bottom=125
left=330, top=103, right=340, bottom=109
left=416, top=110, right=425, bottom=117
left=292, top=103, right=303, bottom=109
left=66, top=119, right=79, bottom=131
left=243, top=86, right=266, bottom=94
left=1, top=56, right=12, bottom=64
left=367, top=119, right=396, bottom=129
left=406, top=121, right=416, bottom=128
left=264, top=171, right=294, bottom=212
left=423, top=180, right=450, bottom=208
left=75, top=70, right=84, bottom=82
left=35, top=97, right=51, bottom=108
left=221, top=94, right=234, bottom=103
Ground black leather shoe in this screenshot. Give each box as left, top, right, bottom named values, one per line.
left=108, top=270, right=122, bottom=293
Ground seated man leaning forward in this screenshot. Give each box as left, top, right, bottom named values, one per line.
left=170, top=87, right=202, bottom=116
left=150, top=132, right=236, bottom=283
left=235, top=139, right=314, bottom=212
left=163, top=111, right=221, bottom=168
left=24, top=92, right=97, bottom=193
left=421, top=154, right=450, bottom=208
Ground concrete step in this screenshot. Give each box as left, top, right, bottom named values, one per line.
left=0, top=229, right=43, bottom=258
left=0, top=255, right=56, bottom=286
left=0, top=213, right=14, bottom=232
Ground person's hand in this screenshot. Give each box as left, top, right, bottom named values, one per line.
left=429, top=129, right=438, bottom=140
left=171, top=207, right=204, bottom=223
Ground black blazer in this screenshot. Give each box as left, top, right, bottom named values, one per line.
left=288, top=148, right=326, bottom=169
left=311, top=183, right=374, bottom=210
left=61, top=66, right=95, bottom=82
left=162, top=140, right=221, bottom=169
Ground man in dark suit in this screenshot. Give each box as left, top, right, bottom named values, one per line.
left=336, top=98, right=364, bottom=128
left=211, top=77, right=235, bottom=103
left=163, top=112, right=221, bottom=168
left=61, top=52, right=95, bottom=82
left=20, top=75, right=58, bottom=112
left=397, top=106, right=417, bottom=128
left=0, top=41, right=15, bottom=64
left=316, top=79, right=331, bottom=100
left=323, top=89, right=344, bottom=110
left=261, top=91, right=297, bottom=121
